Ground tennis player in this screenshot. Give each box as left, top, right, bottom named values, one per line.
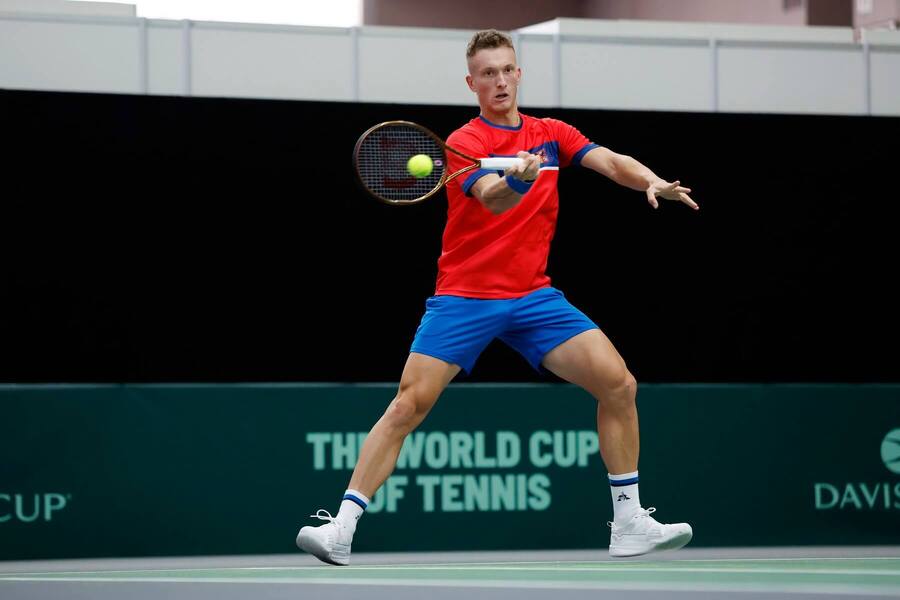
left=298, top=29, right=697, bottom=565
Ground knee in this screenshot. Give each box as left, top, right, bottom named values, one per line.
left=383, top=385, right=426, bottom=432
left=599, top=369, right=637, bottom=410
left=621, top=371, right=638, bottom=398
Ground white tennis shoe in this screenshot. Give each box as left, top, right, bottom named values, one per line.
left=608, top=507, right=693, bottom=557
left=296, top=509, right=353, bottom=566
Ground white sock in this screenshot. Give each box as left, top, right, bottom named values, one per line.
left=609, top=471, right=641, bottom=525
left=336, top=488, right=369, bottom=532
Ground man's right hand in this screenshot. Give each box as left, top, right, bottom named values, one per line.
left=506, top=151, right=541, bottom=182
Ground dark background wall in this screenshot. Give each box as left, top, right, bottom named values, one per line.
left=1, top=89, right=897, bottom=384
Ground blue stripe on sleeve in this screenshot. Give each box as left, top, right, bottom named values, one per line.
left=572, top=143, right=600, bottom=167
left=462, top=168, right=498, bottom=196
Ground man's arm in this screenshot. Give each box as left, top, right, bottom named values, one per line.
left=469, top=151, right=542, bottom=215
left=580, top=147, right=698, bottom=210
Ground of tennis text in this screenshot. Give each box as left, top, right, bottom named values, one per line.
left=306, top=430, right=600, bottom=512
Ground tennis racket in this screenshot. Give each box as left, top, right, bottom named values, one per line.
left=353, top=120, right=524, bottom=205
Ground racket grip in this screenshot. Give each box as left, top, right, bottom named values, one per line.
left=480, top=157, right=525, bottom=170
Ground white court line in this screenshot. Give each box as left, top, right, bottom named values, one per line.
left=12, top=566, right=900, bottom=581
left=1, top=575, right=900, bottom=596
left=246, top=556, right=900, bottom=569
left=307, top=566, right=900, bottom=575
left=231, top=564, right=900, bottom=576
left=658, top=557, right=900, bottom=563
left=10, top=556, right=897, bottom=577
left=4, top=562, right=900, bottom=578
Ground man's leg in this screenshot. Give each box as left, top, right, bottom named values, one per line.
left=349, top=352, right=461, bottom=497
left=542, top=328, right=691, bottom=557
left=541, top=329, right=638, bottom=475
left=296, top=352, right=459, bottom=565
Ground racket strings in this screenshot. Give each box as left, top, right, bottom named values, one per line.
left=356, top=124, right=445, bottom=203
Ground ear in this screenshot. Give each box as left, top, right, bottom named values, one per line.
left=465, top=74, right=476, bottom=92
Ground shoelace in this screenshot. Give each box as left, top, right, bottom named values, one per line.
left=309, top=509, right=337, bottom=523
left=607, top=506, right=656, bottom=529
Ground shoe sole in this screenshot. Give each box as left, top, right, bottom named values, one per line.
left=296, top=528, right=349, bottom=566
left=609, top=527, right=693, bottom=558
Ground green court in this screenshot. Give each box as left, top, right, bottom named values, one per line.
left=3, top=550, right=899, bottom=599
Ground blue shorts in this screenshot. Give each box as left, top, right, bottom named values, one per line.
left=410, top=287, right=598, bottom=374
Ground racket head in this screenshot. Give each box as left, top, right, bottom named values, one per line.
left=353, top=121, right=451, bottom=205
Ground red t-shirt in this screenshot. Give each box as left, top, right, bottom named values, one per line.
left=436, top=113, right=598, bottom=299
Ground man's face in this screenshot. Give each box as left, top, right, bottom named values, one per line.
left=466, top=46, right=521, bottom=113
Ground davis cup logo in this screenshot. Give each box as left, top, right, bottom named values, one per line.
left=813, top=428, right=900, bottom=510
left=0, top=493, right=71, bottom=523
left=881, top=429, right=900, bottom=475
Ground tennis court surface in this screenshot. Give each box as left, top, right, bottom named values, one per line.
left=2, top=547, right=899, bottom=599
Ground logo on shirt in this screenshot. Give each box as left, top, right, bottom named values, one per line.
left=524, top=142, right=558, bottom=167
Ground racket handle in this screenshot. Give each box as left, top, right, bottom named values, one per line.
left=480, top=157, right=525, bottom=170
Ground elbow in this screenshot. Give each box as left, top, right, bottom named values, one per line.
left=477, top=191, right=507, bottom=215
left=485, top=202, right=507, bottom=216
left=485, top=199, right=512, bottom=216
left=607, top=154, right=630, bottom=177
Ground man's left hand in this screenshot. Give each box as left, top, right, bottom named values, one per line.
left=646, top=180, right=698, bottom=210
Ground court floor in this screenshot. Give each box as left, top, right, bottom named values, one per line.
left=2, top=547, right=899, bottom=600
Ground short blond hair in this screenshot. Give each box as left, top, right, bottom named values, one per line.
left=466, top=29, right=514, bottom=58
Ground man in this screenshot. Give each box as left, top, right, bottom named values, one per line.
left=297, top=29, right=697, bottom=565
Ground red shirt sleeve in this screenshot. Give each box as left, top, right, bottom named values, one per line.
left=547, top=118, right=599, bottom=168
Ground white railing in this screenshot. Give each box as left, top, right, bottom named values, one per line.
left=1, top=14, right=898, bottom=116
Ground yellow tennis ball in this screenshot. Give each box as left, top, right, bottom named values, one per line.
left=407, top=154, right=433, bottom=178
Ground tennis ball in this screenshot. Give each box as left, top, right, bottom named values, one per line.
left=407, top=154, right=433, bottom=178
